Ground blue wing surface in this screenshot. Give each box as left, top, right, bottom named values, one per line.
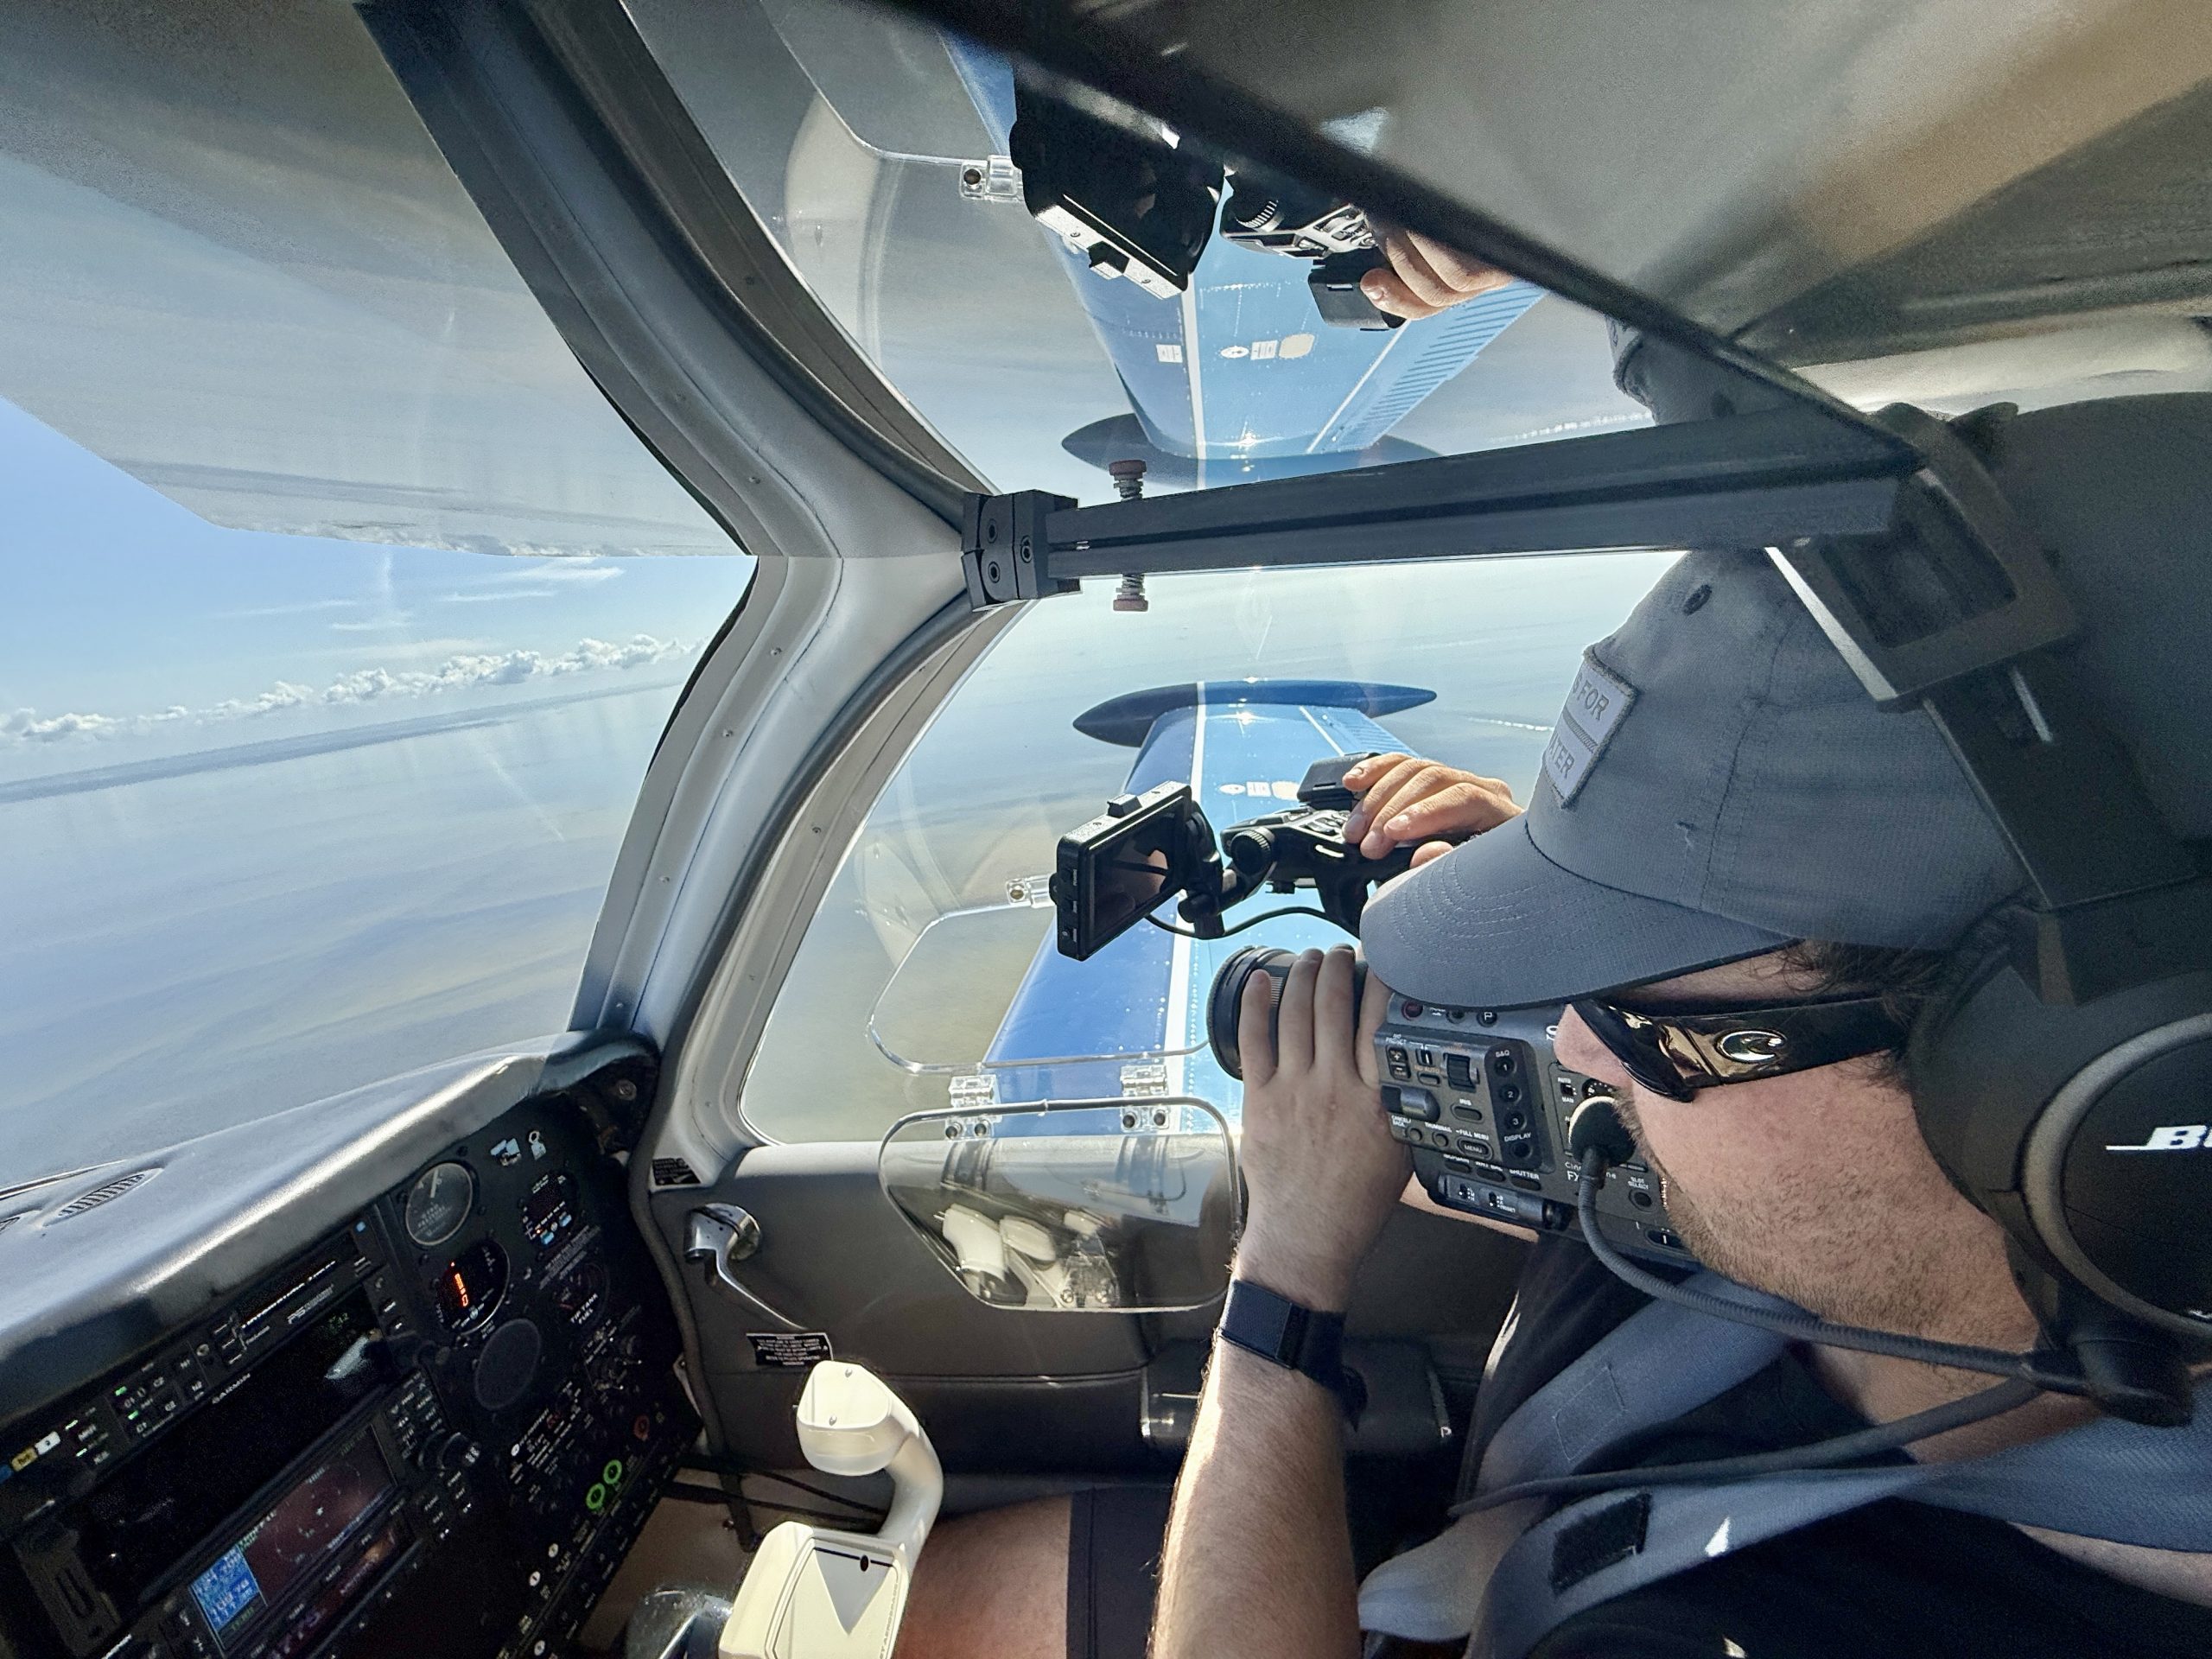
left=982, top=680, right=1433, bottom=1121
left=938, top=35, right=1542, bottom=476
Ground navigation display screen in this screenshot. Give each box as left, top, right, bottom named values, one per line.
left=72, top=1289, right=383, bottom=1613
left=189, top=1433, right=391, bottom=1648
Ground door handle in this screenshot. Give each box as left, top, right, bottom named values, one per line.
left=684, top=1204, right=805, bottom=1331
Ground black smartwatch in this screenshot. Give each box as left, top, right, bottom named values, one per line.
left=1217, top=1278, right=1367, bottom=1424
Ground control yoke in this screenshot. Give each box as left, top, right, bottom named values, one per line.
left=717, top=1363, right=943, bottom=1659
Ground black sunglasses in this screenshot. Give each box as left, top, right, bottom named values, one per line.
left=1567, top=993, right=1910, bottom=1102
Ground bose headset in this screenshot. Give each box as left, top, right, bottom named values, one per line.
left=1869, top=401, right=2212, bottom=1417
left=1567, top=394, right=2212, bottom=1433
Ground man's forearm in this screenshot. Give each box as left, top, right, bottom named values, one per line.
left=1150, top=1341, right=1359, bottom=1659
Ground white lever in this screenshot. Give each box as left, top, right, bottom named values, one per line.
left=795, top=1362, right=944, bottom=1559
left=719, top=1363, right=943, bottom=1659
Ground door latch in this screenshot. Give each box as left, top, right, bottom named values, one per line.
left=684, top=1204, right=803, bottom=1331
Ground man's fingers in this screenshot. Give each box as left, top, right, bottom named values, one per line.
left=1340, top=752, right=1403, bottom=798
left=1355, top=966, right=1390, bottom=1087
left=1275, top=949, right=1322, bottom=1075
left=1380, top=781, right=1522, bottom=843
left=1313, top=946, right=1358, bottom=1077
left=1360, top=223, right=1510, bottom=320
left=1359, top=266, right=1446, bottom=322
left=1402, top=229, right=1511, bottom=298
left=1238, top=966, right=1278, bottom=1090
left=1361, top=760, right=1450, bottom=827
left=1343, top=753, right=1423, bottom=841
left=1351, top=758, right=1444, bottom=837
left=1358, top=762, right=1461, bottom=857
left=1409, top=839, right=1455, bottom=868
left=1376, top=228, right=1461, bottom=310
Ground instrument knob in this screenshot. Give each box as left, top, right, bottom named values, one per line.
left=429, top=1433, right=482, bottom=1474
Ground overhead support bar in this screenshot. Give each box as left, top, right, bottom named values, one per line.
left=961, top=405, right=1916, bottom=601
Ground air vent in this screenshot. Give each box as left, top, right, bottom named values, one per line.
left=0, top=1213, right=22, bottom=1237
left=50, top=1169, right=156, bottom=1220
left=651, top=1158, right=701, bottom=1188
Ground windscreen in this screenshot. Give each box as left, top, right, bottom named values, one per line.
left=748, top=552, right=1680, bottom=1145
left=0, top=0, right=753, bottom=1189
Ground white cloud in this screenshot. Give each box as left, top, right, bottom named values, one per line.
left=3, top=634, right=691, bottom=748
left=528, top=561, right=626, bottom=585
left=439, top=559, right=626, bottom=604
left=5, top=708, right=124, bottom=743
left=329, top=614, right=416, bottom=632
left=214, top=597, right=372, bottom=620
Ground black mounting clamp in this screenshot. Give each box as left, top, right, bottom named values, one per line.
left=960, top=489, right=1078, bottom=607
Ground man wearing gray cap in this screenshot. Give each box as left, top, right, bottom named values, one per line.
left=1137, top=394, right=2212, bottom=1659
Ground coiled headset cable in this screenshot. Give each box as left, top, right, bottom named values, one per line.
left=1448, top=1101, right=2079, bottom=1516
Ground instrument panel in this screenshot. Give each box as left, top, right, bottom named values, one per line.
left=0, top=1058, right=696, bottom=1659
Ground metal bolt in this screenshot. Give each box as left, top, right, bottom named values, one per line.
left=1109, top=459, right=1149, bottom=613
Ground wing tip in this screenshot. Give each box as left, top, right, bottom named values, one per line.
left=1073, top=679, right=1435, bottom=747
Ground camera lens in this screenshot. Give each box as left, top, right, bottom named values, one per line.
left=1205, top=946, right=1366, bottom=1080
left=1207, top=947, right=1287, bottom=1080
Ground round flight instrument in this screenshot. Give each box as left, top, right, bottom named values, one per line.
left=438, top=1237, right=509, bottom=1333
left=404, top=1161, right=475, bottom=1247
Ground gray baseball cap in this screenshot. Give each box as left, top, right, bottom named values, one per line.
left=1360, top=394, right=2212, bottom=1009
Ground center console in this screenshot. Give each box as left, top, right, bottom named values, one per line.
left=0, top=1078, right=696, bottom=1659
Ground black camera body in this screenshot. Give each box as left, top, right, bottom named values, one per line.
left=1376, top=995, right=1695, bottom=1267
left=1055, top=759, right=1692, bottom=1267
left=1207, top=945, right=1694, bottom=1267
left=1218, top=175, right=1402, bottom=332
left=1009, top=85, right=1399, bottom=329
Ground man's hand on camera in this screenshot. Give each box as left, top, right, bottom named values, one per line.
left=1360, top=219, right=1514, bottom=321
left=1341, top=753, right=1522, bottom=863
left=1234, top=947, right=1407, bottom=1312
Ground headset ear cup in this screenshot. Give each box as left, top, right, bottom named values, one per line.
left=1910, top=931, right=2212, bottom=1344
left=1907, top=924, right=2047, bottom=1255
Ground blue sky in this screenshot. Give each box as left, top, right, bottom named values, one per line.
left=0, top=396, right=755, bottom=753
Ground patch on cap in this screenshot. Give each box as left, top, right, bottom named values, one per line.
left=1542, top=652, right=1637, bottom=805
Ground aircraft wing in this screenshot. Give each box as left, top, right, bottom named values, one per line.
left=981, top=679, right=1434, bottom=1117
left=943, top=38, right=1543, bottom=482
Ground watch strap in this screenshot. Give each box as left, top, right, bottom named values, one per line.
left=1218, top=1278, right=1366, bottom=1423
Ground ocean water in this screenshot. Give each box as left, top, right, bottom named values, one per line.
left=0, top=681, right=682, bottom=1185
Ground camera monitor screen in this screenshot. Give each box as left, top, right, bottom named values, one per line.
left=1056, top=785, right=1196, bottom=961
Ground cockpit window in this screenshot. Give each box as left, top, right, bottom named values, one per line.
left=626, top=0, right=1649, bottom=503
left=0, top=3, right=750, bottom=1187
left=740, top=551, right=1676, bottom=1145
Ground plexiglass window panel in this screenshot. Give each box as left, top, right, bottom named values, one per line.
left=626, top=0, right=1649, bottom=505
left=0, top=2, right=753, bottom=1186
left=741, top=551, right=1676, bottom=1144
left=977, top=0, right=2212, bottom=405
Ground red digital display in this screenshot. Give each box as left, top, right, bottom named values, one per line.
left=435, top=1237, right=508, bottom=1332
